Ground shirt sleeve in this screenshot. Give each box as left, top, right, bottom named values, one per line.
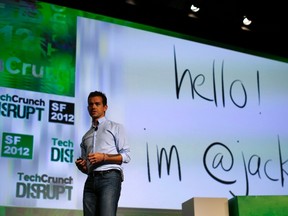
left=117, top=123, right=131, bottom=163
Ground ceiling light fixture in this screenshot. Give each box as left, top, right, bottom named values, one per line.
left=190, top=4, right=200, bottom=12
left=188, top=4, right=200, bottom=18
left=243, top=16, right=252, bottom=26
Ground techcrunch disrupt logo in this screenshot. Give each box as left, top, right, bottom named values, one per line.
left=16, top=172, right=73, bottom=200
left=0, top=94, right=45, bottom=120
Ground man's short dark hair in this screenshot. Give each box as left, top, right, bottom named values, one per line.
left=88, top=91, right=107, bottom=106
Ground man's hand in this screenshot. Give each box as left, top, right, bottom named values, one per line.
left=75, top=157, right=88, bottom=174
left=87, top=153, right=106, bottom=165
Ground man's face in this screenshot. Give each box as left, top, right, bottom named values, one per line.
left=87, top=96, right=107, bottom=120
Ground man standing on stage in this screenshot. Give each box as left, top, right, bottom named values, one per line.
left=75, top=91, right=131, bottom=216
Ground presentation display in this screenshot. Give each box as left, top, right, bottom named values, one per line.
left=1, top=0, right=288, bottom=210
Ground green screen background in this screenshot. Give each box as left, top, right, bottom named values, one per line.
left=0, top=1, right=77, bottom=96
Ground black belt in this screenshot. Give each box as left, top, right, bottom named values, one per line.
left=90, top=169, right=120, bottom=177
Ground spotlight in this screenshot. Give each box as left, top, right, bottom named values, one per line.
left=241, top=15, right=253, bottom=31
left=188, top=4, right=200, bottom=18
left=243, top=16, right=252, bottom=26
left=190, top=4, right=200, bottom=12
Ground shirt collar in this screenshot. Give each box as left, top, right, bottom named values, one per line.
left=97, top=116, right=106, bottom=124
left=91, top=116, right=106, bottom=129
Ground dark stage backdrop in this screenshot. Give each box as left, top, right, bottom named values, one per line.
left=0, top=0, right=288, bottom=210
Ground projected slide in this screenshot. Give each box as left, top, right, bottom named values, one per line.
left=0, top=0, right=288, bottom=211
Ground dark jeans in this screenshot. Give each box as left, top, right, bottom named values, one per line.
left=83, top=170, right=122, bottom=216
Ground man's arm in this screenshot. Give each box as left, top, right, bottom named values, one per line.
left=87, top=153, right=122, bottom=165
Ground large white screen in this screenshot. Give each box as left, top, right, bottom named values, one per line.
left=75, top=17, right=288, bottom=209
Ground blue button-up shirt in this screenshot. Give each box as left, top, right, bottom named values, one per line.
left=80, top=117, right=131, bottom=173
